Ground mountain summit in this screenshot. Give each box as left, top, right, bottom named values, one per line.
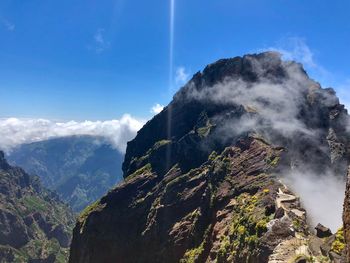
left=69, top=52, right=350, bottom=263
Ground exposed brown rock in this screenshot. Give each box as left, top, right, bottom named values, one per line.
left=70, top=138, right=289, bottom=263
left=343, top=167, right=350, bottom=262
left=70, top=52, right=350, bottom=263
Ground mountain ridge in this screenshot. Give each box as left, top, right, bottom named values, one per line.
left=8, top=135, right=124, bottom=212
left=0, top=150, right=74, bottom=262
left=70, top=52, right=350, bottom=263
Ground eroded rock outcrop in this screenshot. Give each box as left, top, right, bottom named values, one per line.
left=70, top=52, right=350, bottom=263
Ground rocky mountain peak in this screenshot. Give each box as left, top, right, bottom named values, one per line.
left=71, top=53, right=350, bottom=263
left=174, top=51, right=308, bottom=100
left=123, top=52, right=348, bottom=179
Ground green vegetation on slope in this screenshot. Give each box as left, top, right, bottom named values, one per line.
left=8, top=135, right=124, bottom=212
left=0, top=152, right=75, bottom=262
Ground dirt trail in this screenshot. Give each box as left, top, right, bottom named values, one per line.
left=276, top=188, right=296, bottom=210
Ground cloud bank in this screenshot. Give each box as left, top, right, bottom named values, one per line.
left=185, top=58, right=318, bottom=139
left=262, top=37, right=328, bottom=77
left=0, top=114, right=145, bottom=153
left=283, top=169, right=345, bottom=232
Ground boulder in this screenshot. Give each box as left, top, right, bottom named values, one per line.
left=315, top=223, right=332, bottom=238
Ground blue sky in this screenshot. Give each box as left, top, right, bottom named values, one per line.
left=0, top=0, right=349, bottom=121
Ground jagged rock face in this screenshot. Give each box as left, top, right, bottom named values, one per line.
left=123, top=52, right=349, bottom=179
left=344, top=167, right=350, bottom=261
left=0, top=151, right=75, bottom=262
left=70, top=52, right=350, bottom=263
left=71, top=138, right=291, bottom=263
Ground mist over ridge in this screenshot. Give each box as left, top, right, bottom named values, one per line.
left=174, top=52, right=349, bottom=231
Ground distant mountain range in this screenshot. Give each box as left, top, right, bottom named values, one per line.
left=7, top=135, right=124, bottom=212
left=0, top=151, right=74, bottom=262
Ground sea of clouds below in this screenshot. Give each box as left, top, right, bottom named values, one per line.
left=0, top=114, right=145, bottom=154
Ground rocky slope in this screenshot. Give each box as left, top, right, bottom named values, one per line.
left=8, top=135, right=124, bottom=212
left=0, top=151, right=75, bottom=263
left=343, top=167, right=350, bottom=262
left=69, top=52, right=350, bottom=263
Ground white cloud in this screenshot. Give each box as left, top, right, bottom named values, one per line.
left=261, top=37, right=350, bottom=110
left=92, top=28, right=110, bottom=53
left=283, top=169, right=345, bottom=232
left=2, top=19, right=15, bottom=31
left=175, top=67, right=189, bottom=85
left=184, top=61, right=316, bottom=138
left=150, top=103, right=164, bottom=115
left=268, top=37, right=316, bottom=68
left=336, top=80, right=350, bottom=111
left=261, top=37, right=329, bottom=79
left=0, top=115, right=145, bottom=153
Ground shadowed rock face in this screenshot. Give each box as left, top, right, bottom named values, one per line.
left=0, top=151, right=75, bottom=262
left=70, top=52, right=350, bottom=263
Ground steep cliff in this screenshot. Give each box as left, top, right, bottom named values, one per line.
left=0, top=151, right=75, bottom=262
left=70, top=52, right=350, bottom=263
left=344, top=168, right=350, bottom=262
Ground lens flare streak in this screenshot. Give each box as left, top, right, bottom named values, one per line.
left=169, top=0, right=175, bottom=90
left=167, top=0, right=175, bottom=170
